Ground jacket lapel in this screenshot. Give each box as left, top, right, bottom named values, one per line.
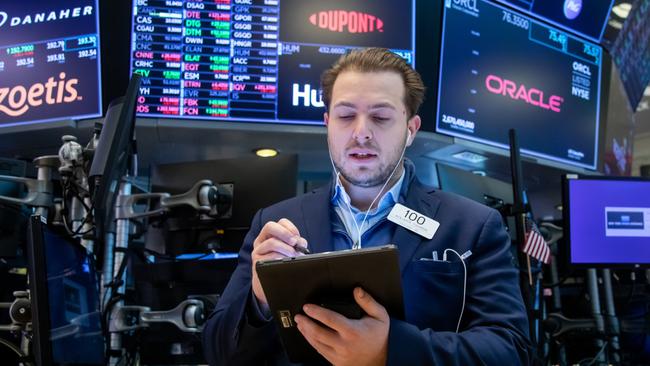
left=391, top=180, right=442, bottom=273
left=300, top=183, right=334, bottom=254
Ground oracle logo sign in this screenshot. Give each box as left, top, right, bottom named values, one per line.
left=485, top=74, right=564, bottom=113
left=0, top=72, right=80, bottom=117
left=308, top=10, right=384, bottom=33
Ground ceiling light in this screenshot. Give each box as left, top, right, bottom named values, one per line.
left=452, top=151, right=487, bottom=164
left=254, top=148, right=278, bottom=158
left=612, top=3, right=631, bottom=18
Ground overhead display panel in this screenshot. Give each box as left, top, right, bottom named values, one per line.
left=436, top=0, right=603, bottom=169
left=130, top=0, right=415, bottom=125
left=0, top=0, right=102, bottom=127
left=492, top=0, right=614, bottom=42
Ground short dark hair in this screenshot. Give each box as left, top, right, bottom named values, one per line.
left=321, top=48, right=425, bottom=118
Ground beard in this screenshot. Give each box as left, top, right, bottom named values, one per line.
left=332, top=139, right=406, bottom=188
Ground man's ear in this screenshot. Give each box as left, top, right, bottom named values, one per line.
left=406, top=115, right=421, bottom=146
left=324, top=112, right=329, bottom=126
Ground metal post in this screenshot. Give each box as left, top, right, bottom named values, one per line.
left=32, top=156, right=58, bottom=218
left=548, top=245, right=567, bottom=365
left=587, top=269, right=607, bottom=364
left=108, top=180, right=132, bottom=366
left=601, top=269, right=620, bottom=364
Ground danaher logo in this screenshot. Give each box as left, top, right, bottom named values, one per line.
left=0, top=6, right=93, bottom=28
left=0, top=72, right=80, bottom=117
left=308, top=10, right=383, bottom=33
left=485, top=74, right=564, bottom=113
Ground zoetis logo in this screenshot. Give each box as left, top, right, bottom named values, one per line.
left=308, top=10, right=384, bottom=33
left=0, top=72, right=80, bottom=117
left=485, top=74, right=564, bottom=113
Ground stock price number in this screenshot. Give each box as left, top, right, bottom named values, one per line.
left=78, top=48, right=97, bottom=58
left=47, top=53, right=65, bottom=63
left=46, top=40, right=65, bottom=50
left=78, top=35, right=97, bottom=46
left=16, top=57, right=34, bottom=67
left=502, top=10, right=529, bottom=30
left=583, top=44, right=599, bottom=59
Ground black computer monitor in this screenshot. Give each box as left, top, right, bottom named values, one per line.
left=134, top=155, right=297, bottom=364
left=436, top=163, right=518, bottom=240
left=149, top=154, right=298, bottom=255
left=89, top=74, right=141, bottom=244
left=436, top=163, right=514, bottom=209
left=0, top=158, right=28, bottom=258
left=563, top=175, right=650, bottom=268
left=26, top=215, right=104, bottom=366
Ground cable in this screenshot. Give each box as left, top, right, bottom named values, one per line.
left=542, top=271, right=576, bottom=288
left=0, top=337, right=25, bottom=359
left=575, top=341, right=608, bottom=366
left=443, top=248, right=467, bottom=333
left=59, top=178, right=96, bottom=237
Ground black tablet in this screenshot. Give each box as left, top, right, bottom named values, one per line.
left=256, top=245, right=404, bottom=363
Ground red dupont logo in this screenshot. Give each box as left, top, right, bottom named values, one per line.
left=308, top=10, right=383, bottom=33
left=485, top=74, right=564, bottom=113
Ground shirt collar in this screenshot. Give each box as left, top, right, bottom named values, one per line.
left=331, top=162, right=407, bottom=215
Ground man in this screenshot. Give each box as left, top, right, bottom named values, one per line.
left=202, top=48, right=532, bottom=365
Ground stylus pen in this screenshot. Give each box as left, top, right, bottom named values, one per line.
left=295, top=245, right=311, bottom=255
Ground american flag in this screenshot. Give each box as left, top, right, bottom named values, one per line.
left=523, top=218, right=551, bottom=264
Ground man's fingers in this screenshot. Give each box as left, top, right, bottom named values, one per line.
left=277, top=219, right=309, bottom=250
left=256, top=221, right=301, bottom=248
left=302, top=304, right=352, bottom=331
left=295, top=314, right=339, bottom=348
left=353, top=287, right=388, bottom=321
left=254, top=237, right=300, bottom=257
left=278, top=218, right=299, bottom=236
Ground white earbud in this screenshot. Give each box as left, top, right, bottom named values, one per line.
left=406, top=130, right=412, bottom=144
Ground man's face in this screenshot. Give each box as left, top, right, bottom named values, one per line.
left=325, top=70, right=420, bottom=188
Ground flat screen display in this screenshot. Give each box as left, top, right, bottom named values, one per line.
left=0, top=0, right=102, bottom=127
left=130, top=0, right=415, bottom=124
left=436, top=0, right=603, bottom=169
left=607, top=0, right=650, bottom=111
left=493, top=0, right=614, bottom=42
left=28, top=216, right=104, bottom=365
left=564, top=176, right=650, bottom=267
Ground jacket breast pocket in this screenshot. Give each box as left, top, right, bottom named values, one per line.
left=405, top=260, right=465, bottom=331
left=413, top=259, right=464, bottom=274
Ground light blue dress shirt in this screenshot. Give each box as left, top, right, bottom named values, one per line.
left=331, top=167, right=406, bottom=249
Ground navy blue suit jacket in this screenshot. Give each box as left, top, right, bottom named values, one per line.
left=203, top=178, right=532, bottom=365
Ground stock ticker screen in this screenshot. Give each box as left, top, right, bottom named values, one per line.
left=130, top=0, right=415, bottom=124
left=493, top=0, right=614, bottom=42
left=0, top=0, right=102, bottom=127
left=436, top=0, right=603, bottom=169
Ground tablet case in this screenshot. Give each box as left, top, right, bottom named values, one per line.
left=256, top=245, right=404, bottom=363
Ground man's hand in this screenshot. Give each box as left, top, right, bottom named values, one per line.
left=295, top=287, right=389, bottom=366
left=251, top=218, right=308, bottom=306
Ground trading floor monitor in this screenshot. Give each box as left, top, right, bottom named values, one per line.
left=27, top=215, right=104, bottom=366
left=563, top=175, right=650, bottom=267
